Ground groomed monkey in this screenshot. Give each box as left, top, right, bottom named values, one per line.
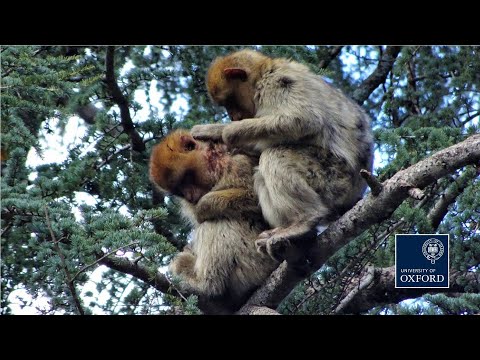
left=192, top=49, right=374, bottom=261
left=149, top=130, right=278, bottom=313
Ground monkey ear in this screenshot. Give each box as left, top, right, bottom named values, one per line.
left=224, top=68, right=248, bottom=81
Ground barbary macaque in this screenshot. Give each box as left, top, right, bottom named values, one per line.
left=149, top=130, right=278, bottom=312
left=192, top=49, right=374, bottom=261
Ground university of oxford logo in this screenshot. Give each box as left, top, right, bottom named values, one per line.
left=422, top=238, right=444, bottom=264
left=395, top=234, right=449, bottom=288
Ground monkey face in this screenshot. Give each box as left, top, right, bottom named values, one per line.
left=150, top=130, right=224, bottom=204
left=206, top=57, right=257, bottom=121
left=210, top=82, right=256, bottom=122
left=224, top=84, right=256, bottom=121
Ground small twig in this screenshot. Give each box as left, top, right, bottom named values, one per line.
left=44, top=206, right=85, bottom=315
left=1, top=224, right=12, bottom=237
left=408, top=187, right=425, bottom=200
left=71, top=241, right=140, bottom=282
left=164, top=275, right=189, bottom=302
left=360, top=169, right=383, bottom=196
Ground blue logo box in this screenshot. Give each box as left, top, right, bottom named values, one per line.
left=395, top=234, right=449, bottom=288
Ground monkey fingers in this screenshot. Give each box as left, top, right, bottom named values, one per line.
left=191, top=124, right=225, bottom=142
left=257, top=227, right=283, bottom=240
left=255, top=236, right=292, bottom=263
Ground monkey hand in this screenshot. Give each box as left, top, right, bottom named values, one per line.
left=169, top=251, right=196, bottom=278
left=191, top=124, right=226, bottom=142
left=194, top=195, right=217, bottom=223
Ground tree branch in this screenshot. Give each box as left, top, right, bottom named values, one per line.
left=99, top=255, right=227, bottom=314
left=104, top=46, right=146, bottom=153
left=360, top=169, right=383, bottom=196
left=318, top=46, right=344, bottom=69
left=352, top=46, right=402, bottom=105
left=236, top=305, right=280, bottom=315
left=337, top=266, right=480, bottom=314
left=44, top=206, right=85, bottom=315
left=71, top=241, right=140, bottom=282
left=238, top=134, right=480, bottom=314
left=334, top=264, right=375, bottom=314
left=99, top=256, right=182, bottom=297
left=427, top=167, right=478, bottom=230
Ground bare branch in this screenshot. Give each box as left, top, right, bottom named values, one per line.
left=318, top=46, right=344, bottom=69
left=338, top=267, right=480, bottom=314
left=360, top=169, right=383, bottom=196
left=239, top=134, right=480, bottom=314
left=71, top=241, right=140, bottom=282
left=98, top=254, right=226, bottom=314
left=104, top=46, right=146, bottom=153
left=99, top=255, right=182, bottom=297
left=334, top=264, right=375, bottom=314
left=352, top=46, right=402, bottom=105
left=428, top=167, right=479, bottom=230
left=44, top=206, right=85, bottom=315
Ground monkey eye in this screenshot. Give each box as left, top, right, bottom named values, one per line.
left=184, top=140, right=196, bottom=151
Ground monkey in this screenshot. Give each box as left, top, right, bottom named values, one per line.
left=149, top=129, right=278, bottom=313
left=191, top=49, right=374, bottom=262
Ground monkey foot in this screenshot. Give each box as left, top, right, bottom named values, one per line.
left=256, top=224, right=317, bottom=262
left=256, top=227, right=300, bottom=262
left=255, top=235, right=292, bottom=263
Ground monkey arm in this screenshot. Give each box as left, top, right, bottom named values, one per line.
left=169, top=251, right=196, bottom=280
left=222, top=114, right=320, bottom=147
left=191, top=123, right=227, bottom=142
left=194, top=188, right=260, bottom=223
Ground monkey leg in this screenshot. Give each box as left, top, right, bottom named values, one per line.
left=254, top=146, right=343, bottom=261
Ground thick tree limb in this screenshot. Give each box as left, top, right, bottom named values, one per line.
left=352, top=46, right=402, bottom=105
left=238, top=134, right=480, bottom=314
left=338, top=266, right=480, bottom=314
left=334, top=264, right=375, bottom=314
left=105, top=46, right=146, bottom=153
left=236, top=305, right=280, bottom=315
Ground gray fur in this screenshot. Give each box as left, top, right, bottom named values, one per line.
left=169, top=154, right=278, bottom=311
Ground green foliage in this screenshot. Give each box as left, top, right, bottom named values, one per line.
left=2, top=46, right=479, bottom=315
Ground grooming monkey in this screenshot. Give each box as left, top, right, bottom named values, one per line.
left=192, top=49, right=374, bottom=261
left=149, top=130, right=278, bottom=312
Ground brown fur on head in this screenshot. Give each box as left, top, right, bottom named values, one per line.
left=206, top=50, right=271, bottom=122
left=149, top=129, right=228, bottom=204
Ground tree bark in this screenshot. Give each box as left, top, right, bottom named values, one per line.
left=238, top=134, right=480, bottom=314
